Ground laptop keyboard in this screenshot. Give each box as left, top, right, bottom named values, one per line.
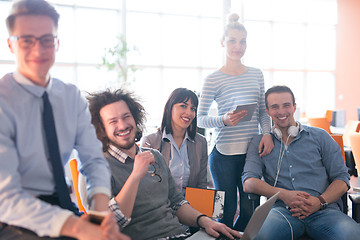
left=215, top=233, right=240, bottom=240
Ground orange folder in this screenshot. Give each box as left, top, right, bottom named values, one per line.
left=185, top=187, right=224, bottom=218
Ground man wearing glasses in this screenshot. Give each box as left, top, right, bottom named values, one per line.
left=0, top=0, right=128, bottom=239
left=87, top=89, right=241, bottom=240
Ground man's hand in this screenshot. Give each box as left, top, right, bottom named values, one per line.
left=199, top=216, right=242, bottom=239
left=61, top=214, right=130, bottom=240
left=132, top=151, right=155, bottom=180
left=280, top=190, right=322, bottom=219
left=258, top=134, right=274, bottom=157
left=280, top=190, right=311, bottom=209
left=222, top=110, right=248, bottom=126
left=290, top=195, right=321, bottom=219
left=99, top=212, right=130, bottom=239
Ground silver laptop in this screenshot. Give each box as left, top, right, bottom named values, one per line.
left=187, top=192, right=279, bottom=240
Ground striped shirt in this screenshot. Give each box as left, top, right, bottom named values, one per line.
left=198, top=67, right=271, bottom=155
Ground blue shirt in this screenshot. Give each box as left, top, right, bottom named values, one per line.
left=0, top=72, right=111, bottom=237
left=242, top=124, right=350, bottom=210
left=163, top=131, right=192, bottom=196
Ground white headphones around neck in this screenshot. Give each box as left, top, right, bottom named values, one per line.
left=272, top=125, right=299, bottom=141
left=273, top=123, right=300, bottom=187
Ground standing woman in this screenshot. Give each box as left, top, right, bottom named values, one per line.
left=141, top=88, right=208, bottom=196
left=197, top=13, right=273, bottom=231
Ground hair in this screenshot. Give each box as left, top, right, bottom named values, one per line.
left=265, top=85, right=296, bottom=109
left=87, top=89, right=146, bottom=152
left=6, top=0, right=60, bottom=34
left=160, top=88, right=199, bottom=140
left=222, top=13, right=247, bottom=41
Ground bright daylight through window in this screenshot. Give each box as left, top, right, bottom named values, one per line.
left=0, top=0, right=337, bottom=130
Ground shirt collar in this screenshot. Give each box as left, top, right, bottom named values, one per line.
left=298, top=121, right=305, bottom=132
left=108, top=144, right=139, bottom=163
left=13, top=70, right=35, bottom=86
left=162, top=128, right=194, bottom=143
left=13, top=70, right=53, bottom=98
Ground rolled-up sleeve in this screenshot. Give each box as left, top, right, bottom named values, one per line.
left=108, top=198, right=131, bottom=230
left=241, top=135, right=264, bottom=184
left=317, top=131, right=350, bottom=188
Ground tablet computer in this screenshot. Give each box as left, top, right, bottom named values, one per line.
left=234, top=102, right=257, bottom=122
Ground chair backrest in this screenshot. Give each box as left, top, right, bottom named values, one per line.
left=350, top=132, right=360, bottom=176
left=331, top=134, right=346, bottom=165
left=308, top=117, right=332, bottom=134
left=343, top=120, right=360, bottom=147
left=325, top=110, right=333, bottom=123
left=69, top=158, right=87, bottom=213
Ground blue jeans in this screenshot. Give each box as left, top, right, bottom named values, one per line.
left=209, top=147, right=252, bottom=231
left=255, top=206, right=360, bottom=240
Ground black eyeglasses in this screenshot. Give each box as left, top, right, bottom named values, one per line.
left=9, top=34, right=58, bottom=49
left=147, top=162, right=162, bottom=182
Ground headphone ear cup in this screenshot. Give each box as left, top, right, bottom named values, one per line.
left=273, top=128, right=282, bottom=140
left=288, top=125, right=299, bottom=137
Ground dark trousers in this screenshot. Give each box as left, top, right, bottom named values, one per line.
left=0, top=193, right=80, bottom=239
left=0, top=222, right=76, bottom=240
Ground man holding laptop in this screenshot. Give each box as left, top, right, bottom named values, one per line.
left=242, top=85, right=360, bottom=239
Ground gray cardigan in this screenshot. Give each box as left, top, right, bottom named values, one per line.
left=105, top=149, right=187, bottom=239
left=141, top=130, right=208, bottom=189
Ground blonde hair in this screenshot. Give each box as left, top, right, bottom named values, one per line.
left=222, top=13, right=247, bottom=40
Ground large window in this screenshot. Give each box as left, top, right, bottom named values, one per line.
left=232, top=0, right=337, bottom=118
left=0, top=0, right=337, bottom=131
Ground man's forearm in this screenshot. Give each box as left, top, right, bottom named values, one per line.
left=90, top=193, right=110, bottom=211
left=114, top=173, right=141, bottom=218
left=243, top=177, right=282, bottom=198
left=175, top=203, right=200, bottom=227
left=175, top=203, right=218, bottom=230
left=321, top=179, right=348, bottom=204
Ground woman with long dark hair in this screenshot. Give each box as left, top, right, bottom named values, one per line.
left=141, top=88, right=208, bottom=196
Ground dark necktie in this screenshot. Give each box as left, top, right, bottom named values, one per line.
left=42, top=91, right=74, bottom=211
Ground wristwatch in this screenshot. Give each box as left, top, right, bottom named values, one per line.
left=317, top=195, right=328, bottom=210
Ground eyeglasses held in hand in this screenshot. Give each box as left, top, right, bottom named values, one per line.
left=141, top=146, right=162, bottom=183
left=147, top=162, right=162, bottom=183
left=9, top=34, right=58, bottom=49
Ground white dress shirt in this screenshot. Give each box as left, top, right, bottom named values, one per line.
left=0, top=72, right=111, bottom=237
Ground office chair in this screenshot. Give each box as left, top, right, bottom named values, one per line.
left=331, top=134, right=346, bottom=165
left=308, top=117, right=331, bottom=134
left=350, top=132, right=360, bottom=176
left=343, top=120, right=360, bottom=147
left=325, top=110, right=333, bottom=123
left=349, top=132, right=360, bottom=223
left=69, top=158, right=87, bottom=213
left=342, top=121, right=360, bottom=176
